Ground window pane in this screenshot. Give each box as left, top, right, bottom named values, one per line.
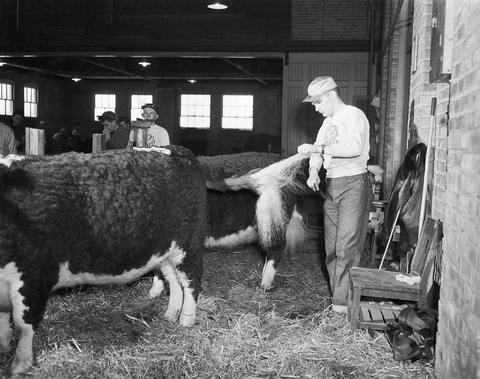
left=94, top=94, right=116, bottom=120
left=131, top=94, right=153, bottom=121
left=24, top=87, right=38, bottom=118
left=221, top=95, right=253, bottom=130
left=0, top=82, right=14, bottom=116
left=179, top=94, right=210, bottom=129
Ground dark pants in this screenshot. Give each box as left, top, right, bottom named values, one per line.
left=323, top=172, right=372, bottom=306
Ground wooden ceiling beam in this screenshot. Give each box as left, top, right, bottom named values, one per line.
left=75, top=58, right=159, bottom=83
left=222, top=58, right=267, bottom=85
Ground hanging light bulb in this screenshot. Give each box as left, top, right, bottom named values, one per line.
left=207, top=2, right=228, bottom=10
left=72, top=77, right=82, bottom=82
left=138, top=61, right=151, bottom=67
left=188, top=79, right=197, bottom=84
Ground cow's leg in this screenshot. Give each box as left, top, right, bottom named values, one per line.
left=148, top=272, right=165, bottom=299
left=10, top=291, right=35, bottom=376
left=261, top=255, right=280, bottom=291
left=177, top=269, right=197, bottom=328
left=10, top=321, right=34, bottom=376
left=0, top=312, right=12, bottom=352
left=160, top=261, right=183, bottom=322
left=176, top=247, right=202, bottom=328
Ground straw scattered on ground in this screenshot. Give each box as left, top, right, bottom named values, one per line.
left=0, top=248, right=434, bottom=378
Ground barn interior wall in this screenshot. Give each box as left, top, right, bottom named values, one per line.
left=0, top=70, right=282, bottom=155
left=0, top=67, right=66, bottom=137
left=381, top=0, right=480, bottom=376
left=433, top=0, right=480, bottom=376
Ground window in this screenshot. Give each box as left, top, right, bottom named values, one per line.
left=131, top=94, right=153, bottom=121
left=24, top=86, right=38, bottom=118
left=180, top=94, right=210, bottom=129
left=94, top=94, right=116, bottom=120
left=0, top=81, right=14, bottom=116
left=222, top=95, right=253, bottom=130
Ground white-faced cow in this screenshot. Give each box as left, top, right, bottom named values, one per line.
left=0, top=146, right=205, bottom=376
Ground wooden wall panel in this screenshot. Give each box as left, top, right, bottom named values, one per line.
left=282, top=52, right=369, bottom=155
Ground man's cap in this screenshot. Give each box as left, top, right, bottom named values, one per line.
left=302, top=76, right=337, bottom=103
left=141, top=103, right=157, bottom=113
left=97, top=111, right=117, bottom=122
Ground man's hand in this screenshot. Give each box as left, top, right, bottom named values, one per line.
left=307, top=169, right=321, bottom=191
left=297, top=143, right=320, bottom=155
left=102, top=128, right=111, bottom=141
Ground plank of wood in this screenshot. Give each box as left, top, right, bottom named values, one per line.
left=25, top=127, right=45, bottom=156
left=92, top=133, right=104, bottom=153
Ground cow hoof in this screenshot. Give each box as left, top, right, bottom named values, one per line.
left=164, top=309, right=179, bottom=323
left=179, top=313, right=196, bottom=327
left=260, top=280, right=274, bottom=291
left=10, top=357, right=32, bottom=377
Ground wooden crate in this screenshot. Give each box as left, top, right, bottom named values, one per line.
left=357, top=301, right=408, bottom=330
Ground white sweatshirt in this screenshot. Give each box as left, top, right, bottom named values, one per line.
left=309, top=104, right=370, bottom=178
left=146, top=124, right=170, bottom=147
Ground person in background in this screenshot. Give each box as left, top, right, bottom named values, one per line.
left=51, top=128, right=69, bottom=154
left=98, top=111, right=130, bottom=150
left=129, top=104, right=169, bottom=148
left=10, top=109, right=26, bottom=154
left=118, top=116, right=131, bottom=131
left=69, top=126, right=82, bottom=152
left=297, top=76, right=372, bottom=314
left=0, top=121, right=17, bottom=157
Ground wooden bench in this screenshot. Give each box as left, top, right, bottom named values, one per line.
left=347, top=217, right=442, bottom=331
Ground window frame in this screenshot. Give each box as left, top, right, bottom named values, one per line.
left=130, top=93, right=154, bottom=121
left=179, top=93, right=211, bottom=129
left=0, top=80, right=15, bottom=116
left=221, top=94, right=254, bottom=131
left=24, top=85, right=39, bottom=118
left=94, top=93, right=116, bottom=121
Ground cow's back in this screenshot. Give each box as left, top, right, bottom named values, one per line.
left=1, top=146, right=206, bottom=276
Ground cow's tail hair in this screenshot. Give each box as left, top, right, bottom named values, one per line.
left=0, top=166, right=33, bottom=192
left=207, top=154, right=308, bottom=195
left=206, top=174, right=258, bottom=193
left=285, top=205, right=307, bottom=254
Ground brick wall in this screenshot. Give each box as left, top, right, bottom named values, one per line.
left=291, top=0, right=369, bottom=40
left=434, top=0, right=480, bottom=377
left=379, top=0, right=405, bottom=196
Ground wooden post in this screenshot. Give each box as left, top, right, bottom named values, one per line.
left=25, top=127, right=45, bottom=156
left=92, top=133, right=104, bottom=153
left=134, top=127, right=148, bottom=147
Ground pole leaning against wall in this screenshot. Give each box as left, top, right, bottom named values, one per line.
left=418, top=98, right=436, bottom=234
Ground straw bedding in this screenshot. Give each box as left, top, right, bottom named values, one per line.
left=1, top=247, right=434, bottom=378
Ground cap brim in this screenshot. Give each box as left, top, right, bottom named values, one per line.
left=302, top=95, right=323, bottom=103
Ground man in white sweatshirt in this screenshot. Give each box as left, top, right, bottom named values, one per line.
left=298, top=76, right=372, bottom=314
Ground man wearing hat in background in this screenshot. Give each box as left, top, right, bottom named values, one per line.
left=129, top=104, right=170, bottom=148
left=297, top=76, right=372, bottom=315
left=98, top=111, right=130, bottom=150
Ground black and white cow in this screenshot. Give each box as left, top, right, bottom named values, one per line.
left=0, top=146, right=205, bottom=376
left=200, top=153, right=312, bottom=290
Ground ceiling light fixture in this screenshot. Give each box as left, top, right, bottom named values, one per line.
left=188, top=79, right=197, bottom=84
left=0, top=62, right=6, bottom=67
left=72, top=77, right=82, bottom=82
left=138, top=61, right=151, bottom=67
left=207, top=2, right=228, bottom=10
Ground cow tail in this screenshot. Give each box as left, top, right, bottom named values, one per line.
left=207, top=175, right=258, bottom=194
